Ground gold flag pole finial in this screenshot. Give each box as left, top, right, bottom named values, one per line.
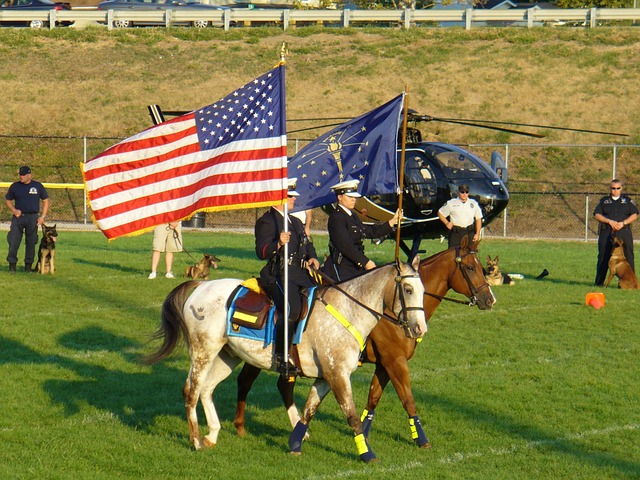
left=279, top=42, right=288, bottom=63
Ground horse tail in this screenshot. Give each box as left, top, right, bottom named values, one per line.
left=142, top=280, right=201, bottom=365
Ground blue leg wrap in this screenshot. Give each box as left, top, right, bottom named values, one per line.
left=360, top=409, right=375, bottom=438
left=289, top=421, right=309, bottom=453
left=409, top=416, right=429, bottom=447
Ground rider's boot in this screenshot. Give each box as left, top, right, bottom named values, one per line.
left=275, top=318, right=300, bottom=380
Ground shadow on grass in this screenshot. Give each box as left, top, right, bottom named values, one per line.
left=71, top=257, right=143, bottom=274
left=0, top=324, right=319, bottom=453
left=397, top=389, right=640, bottom=477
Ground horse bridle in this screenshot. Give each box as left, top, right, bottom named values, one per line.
left=424, top=246, right=491, bottom=307
left=316, top=262, right=422, bottom=334
left=384, top=260, right=425, bottom=337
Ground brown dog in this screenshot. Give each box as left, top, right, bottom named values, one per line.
left=184, top=253, right=220, bottom=280
left=604, top=237, right=639, bottom=289
left=35, top=224, right=58, bottom=274
left=484, top=255, right=514, bottom=286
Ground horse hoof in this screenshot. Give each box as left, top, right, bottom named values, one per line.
left=236, top=428, right=246, bottom=437
left=420, top=442, right=433, bottom=449
left=290, top=451, right=302, bottom=456
left=203, top=437, right=217, bottom=449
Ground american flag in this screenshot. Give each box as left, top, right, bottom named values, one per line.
left=289, top=94, right=404, bottom=211
left=83, top=65, right=287, bottom=240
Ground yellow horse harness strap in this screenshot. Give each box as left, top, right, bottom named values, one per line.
left=320, top=299, right=365, bottom=351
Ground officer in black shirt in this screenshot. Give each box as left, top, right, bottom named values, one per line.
left=5, top=166, right=49, bottom=273
left=593, top=179, right=638, bottom=286
left=255, top=178, right=320, bottom=375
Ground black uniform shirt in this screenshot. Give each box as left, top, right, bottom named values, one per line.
left=255, top=207, right=317, bottom=287
left=6, top=180, right=48, bottom=214
left=594, top=195, right=638, bottom=228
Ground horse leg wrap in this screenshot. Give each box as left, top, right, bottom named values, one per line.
left=360, top=409, right=375, bottom=438
left=355, top=433, right=377, bottom=462
left=409, top=416, right=429, bottom=447
left=289, top=421, right=309, bottom=453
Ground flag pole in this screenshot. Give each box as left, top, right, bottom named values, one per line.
left=279, top=42, right=292, bottom=377
left=394, top=87, right=410, bottom=262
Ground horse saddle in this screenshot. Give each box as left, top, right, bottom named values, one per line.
left=227, top=278, right=274, bottom=330
left=226, top=278, right=316, bottom=331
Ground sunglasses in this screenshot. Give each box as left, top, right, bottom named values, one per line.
left=611, top=187, right=621, bottom=190
left=459, top=190, right=469, bottom=194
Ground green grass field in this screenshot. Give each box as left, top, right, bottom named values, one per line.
left=0, top=231, right=638, bottom=479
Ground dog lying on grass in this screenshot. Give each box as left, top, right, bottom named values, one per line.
left=35, top=224, right=58, bottom=274
left=604, top=237, right=639, bottom=289
left=483, top=255, right=515, bottom=286
left=184, top=253, right=220, bottom=280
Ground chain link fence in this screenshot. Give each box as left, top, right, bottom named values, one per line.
left=1, top=135, right=638, bottom=241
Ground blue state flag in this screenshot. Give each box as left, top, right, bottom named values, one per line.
left=289, top=94, right=405, bottom=210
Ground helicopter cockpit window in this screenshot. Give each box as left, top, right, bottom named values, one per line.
left=435, top=152, right=479, bottom=173
left=404, top=154, right=437, bottom=207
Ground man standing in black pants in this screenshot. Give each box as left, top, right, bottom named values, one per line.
left=5, top=166, right=49, bottom=273
left=593, top=179, right=638, bottom=286
left=438, top=184, right=483, bottom=248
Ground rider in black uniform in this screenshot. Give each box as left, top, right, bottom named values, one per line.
left=255, top=178, right=320, bottom=375
left=321, top=179, right=400, bottom=282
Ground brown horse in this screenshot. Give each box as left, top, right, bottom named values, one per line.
left=233, top=237, right=494, bottom=447
left=144, top=259, right=427, bottom=462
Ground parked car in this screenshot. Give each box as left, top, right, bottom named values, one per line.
left=97, top=0, right=229, bottom=28
left=0, top=0, right=71, bottom=28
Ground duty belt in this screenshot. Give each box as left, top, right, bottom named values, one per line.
left=287, top=257, right=306, bottom=268
left=451, top=225, right=474, bottom=233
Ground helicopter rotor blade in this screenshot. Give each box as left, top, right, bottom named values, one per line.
left=413, top=115, right=628, bottom=138
left=287, top=117, right=353, bottom=122
left=412, top=115, right=545, bottom=138
left=288, top=116, right=543, bottom=138
left=157, top=110, right=627, bottom=138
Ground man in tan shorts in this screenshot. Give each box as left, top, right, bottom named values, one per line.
left=148, top=222, right=183, bottom=279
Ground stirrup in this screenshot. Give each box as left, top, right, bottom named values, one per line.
left=276, top=355, right=301, bottom=379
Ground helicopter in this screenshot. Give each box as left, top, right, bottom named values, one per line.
left=147, top=105, right=627, bottom=259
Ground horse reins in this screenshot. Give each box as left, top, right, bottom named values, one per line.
left=313, top=262, right=420, bottom=331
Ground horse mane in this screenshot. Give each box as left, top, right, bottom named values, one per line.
left=419, top=241, right=479, bottom=269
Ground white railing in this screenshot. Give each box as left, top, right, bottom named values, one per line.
left=1, top=7, right=639, bottom=30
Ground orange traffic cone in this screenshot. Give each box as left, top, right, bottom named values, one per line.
left=586, top=292, right=605, bottom=310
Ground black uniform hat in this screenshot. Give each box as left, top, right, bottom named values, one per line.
left=19, top=166, right=31, bottom=175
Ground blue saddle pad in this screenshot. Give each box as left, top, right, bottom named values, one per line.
left=226, top=286, right=316, bottom=347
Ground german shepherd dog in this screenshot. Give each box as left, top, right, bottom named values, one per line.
left=184, top=253, right=220, bottom=280
left=484, top=255, right=514, bottom=286
left=604, top=237, right=639, bottom=289
left=35, top=224, right=58, bottom=274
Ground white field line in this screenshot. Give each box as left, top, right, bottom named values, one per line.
left=302, top=423, right=640, bottom=479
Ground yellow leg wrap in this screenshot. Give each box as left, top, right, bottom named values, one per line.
left=409, top=417, right=418, bottom=440
left=360, top=409, right=369, bottom=423
left=354, top=433, right=369, bottom=455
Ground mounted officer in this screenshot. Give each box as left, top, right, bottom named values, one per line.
left=255, top=178, right=320, bottom=376
left=321, top=179, right=401, bottom=282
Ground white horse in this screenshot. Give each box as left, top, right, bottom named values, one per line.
left=145, top=258, right=427, bottom=462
